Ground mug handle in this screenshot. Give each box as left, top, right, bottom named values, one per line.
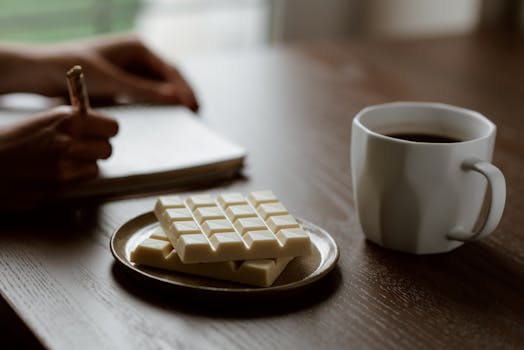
left=447, top=158, right=506, bottom=242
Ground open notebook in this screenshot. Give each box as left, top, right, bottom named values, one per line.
left=0, top=102, right=246, bottom=198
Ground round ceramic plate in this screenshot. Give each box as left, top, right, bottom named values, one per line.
left=110, top=212, right=339, bottom=295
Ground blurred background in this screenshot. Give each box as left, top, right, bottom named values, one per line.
left=1, top=0, right=523, bottom=57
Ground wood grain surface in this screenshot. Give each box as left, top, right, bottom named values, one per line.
left=1, top=32, right=523, bottom=349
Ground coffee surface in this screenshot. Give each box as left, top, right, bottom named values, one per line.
left=386, top=133, right=461, bottom=143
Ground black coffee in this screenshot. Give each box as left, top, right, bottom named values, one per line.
left=387, top=133, right=461, bottom=143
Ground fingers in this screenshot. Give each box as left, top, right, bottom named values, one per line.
left=54, top=109, right=115, bottom=180
left=54, top=107, right=119, bottom=138
left=165, top=68, right=199, bottom=112
left=6, top=106, right=71, bottom=137
left=66, top=139, right=112, bottom=160
left=79, top=110, right=119, bottom=138
left=94, top=45, right=199, bottom=111
left=96, top=60, right=184, bottom=105
left=10, top=105, right=118, bottom=140
left=142, top=52, right=200, bottom=112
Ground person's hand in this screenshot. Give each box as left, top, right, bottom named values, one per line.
left=33, top=35, right=198, bottom=111
left=0, top=106, right=118, bottom=210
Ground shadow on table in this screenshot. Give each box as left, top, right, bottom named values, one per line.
left=0, top=205, right=102, bottom=241
left=111, top=262, right=342, bottom=318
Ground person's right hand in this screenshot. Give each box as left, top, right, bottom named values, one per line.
left=0, top=106, right=118, bottom=210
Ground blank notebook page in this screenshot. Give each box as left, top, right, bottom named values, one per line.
left=97, top=105, right=246, bottom=178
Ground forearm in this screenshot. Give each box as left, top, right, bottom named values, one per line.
left=0, top=44, right=62, bottom=95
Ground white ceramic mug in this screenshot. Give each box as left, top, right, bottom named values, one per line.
left=351, top=102, right=506, bottom=254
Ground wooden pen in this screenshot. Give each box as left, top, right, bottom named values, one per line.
left=66, top=65, right=90, bottom=115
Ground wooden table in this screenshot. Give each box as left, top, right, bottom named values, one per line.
left=1, top=33, right=523, bottom=349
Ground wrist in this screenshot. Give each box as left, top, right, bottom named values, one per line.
left=0, top=44, right=70, bottom=96
left=33, top=48, right=69, bottom=97
left=0, top=45, right=42, bottom=94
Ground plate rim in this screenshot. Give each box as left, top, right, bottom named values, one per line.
left=110, top=211, right=340, bottom=294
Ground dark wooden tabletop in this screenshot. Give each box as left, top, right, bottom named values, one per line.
left=1, top=32, right=523, bottom=349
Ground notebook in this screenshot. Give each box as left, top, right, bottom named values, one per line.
left=0, top=100, right=246, bottom=198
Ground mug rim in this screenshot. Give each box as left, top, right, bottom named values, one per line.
left=353, top=101, right=496, bottom=145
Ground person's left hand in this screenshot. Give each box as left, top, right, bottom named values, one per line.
left=35, top=35, right=199, bottom=111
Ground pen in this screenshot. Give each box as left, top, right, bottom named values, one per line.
left=66, top=65, right=90, bottom=115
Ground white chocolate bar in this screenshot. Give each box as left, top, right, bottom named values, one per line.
left=130, top=234, right=293, bottom=287
left=154, top=191, right=312, bottom=263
